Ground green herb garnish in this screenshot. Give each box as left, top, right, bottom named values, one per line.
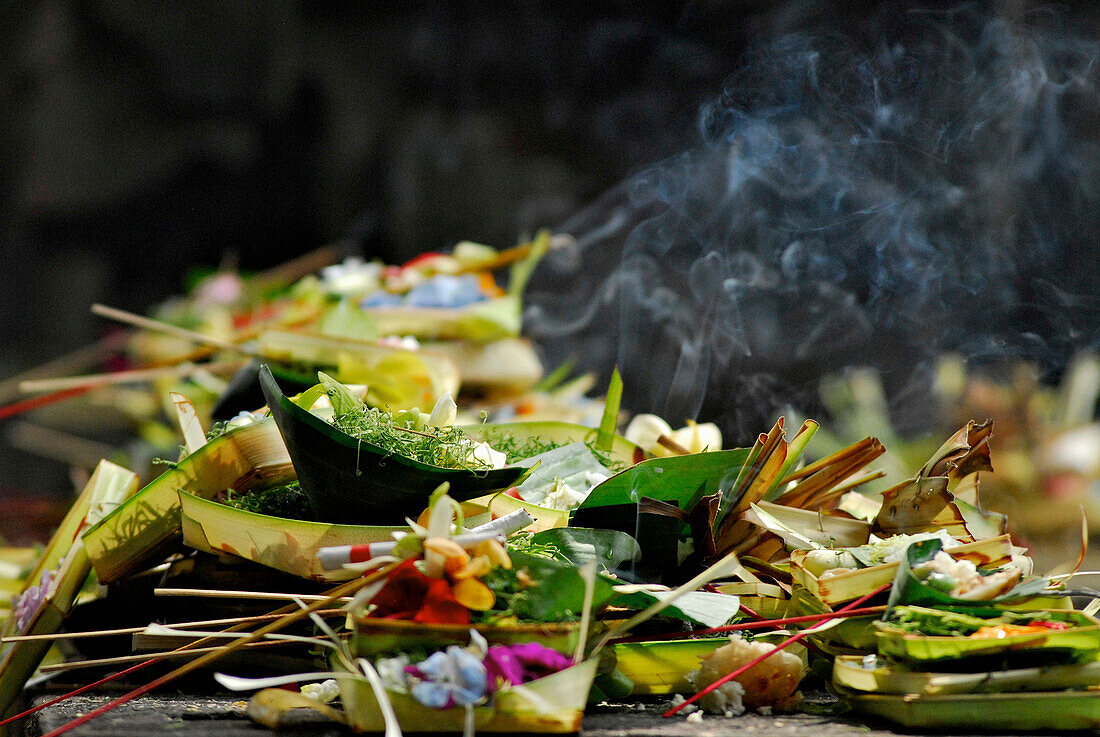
left=221, top=483, right=314, bottom=520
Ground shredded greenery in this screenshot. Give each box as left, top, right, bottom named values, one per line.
left=506, top=531, right=563, bottom=560
left=884, top=606, right=1071, bottom=637
left=205, top=421, right=232, bottom=441
left=329, top=402, right=494, bottom=470
left=318, top=373, right=623, bottom=473
left=220, top=483, right=314, bottom=520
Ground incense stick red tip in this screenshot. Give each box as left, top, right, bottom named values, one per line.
left=0, top=387, right=95, bottom=421
left=0, top=660, right=153, bottom=729
left=663, top=583, right=890, bottom=718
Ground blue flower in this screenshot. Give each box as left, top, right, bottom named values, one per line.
left=407, top=646, right=488, bottom=709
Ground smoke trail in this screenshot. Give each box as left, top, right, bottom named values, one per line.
left=524, top=6, right=1100, bottom=442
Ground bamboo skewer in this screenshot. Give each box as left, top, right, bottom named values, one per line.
left=91, top=304, right=257, bottom=356
left=41, top=564, right=398, bottom=737
left=18, top=360, right=246, bottom=394
left=6, top=422, right=120, bottom=470
left=153, top=588, right=354, bottom=604
left=251, top=244, right=341, bottom=290
left=0, top=570, right=390, bottom=732
left=38, top=640, right=301, bottom=674
left=0, top=610, right=345, bottom=643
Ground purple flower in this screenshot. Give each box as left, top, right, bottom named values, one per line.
left=483, top=643, right=572, bottom=693
left=12, top=568, right=56, bottom=634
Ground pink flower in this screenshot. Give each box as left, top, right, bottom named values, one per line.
left=482, top=643, right=572, bottom=694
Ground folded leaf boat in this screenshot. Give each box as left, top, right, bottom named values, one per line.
left=179, top=491, right=406, bottom=582
left=337, top=657, right=598, bottom=734
left=260, top=365, right=527, bottom=524
left=82, top=418, right=293, bottom=583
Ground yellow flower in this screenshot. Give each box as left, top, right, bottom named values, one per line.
left=451, top=576, right=495, bottom=611
left=472, top=538, right=512, bottom=569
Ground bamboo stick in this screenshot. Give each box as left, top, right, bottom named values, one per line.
left=18, top=360, right=246, bottom=394
left=730, top=419, right=787, bottom=515
left=251, top=244, right=340, bottom=290
left=91, top=304, right=257, bottom=356
left=153, top=588, right=354, bottom=604
left=41, top=564, right=397, bottom=737
left=5, top=422, right=119, bottom=470
left=38, top=640, right=299, bottom=673
left=0, top=609, right=345, bottom=643
left=0, top=569, right=391, bottom=731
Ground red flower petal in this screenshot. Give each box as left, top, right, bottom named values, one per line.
left=414, top=578, right=470, bottom=625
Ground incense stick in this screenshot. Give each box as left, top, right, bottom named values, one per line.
left=655, top=435, right=691, bottom=455
left=664, top=583, right=890, bottom=717
left=0, top=386, right=97, bottom=421
left=0, top=334, right=129, bottom=404
left=41, top=563, right=397, bottom=737
left=0, top=610, right=345, bottom=643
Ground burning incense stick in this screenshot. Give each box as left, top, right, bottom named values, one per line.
left=664, top=583, right=890, bottom=717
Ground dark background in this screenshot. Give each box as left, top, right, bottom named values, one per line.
left=1, top=1, right=1099, bottom=538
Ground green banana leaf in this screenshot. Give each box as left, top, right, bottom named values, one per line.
left=610, top=638, right=732, bottom=695
left=607, top=588, right=743, bottom=629
left=888, top=538, right=1062, bottom=610
left=509, top=443, right=612, bottom=507
left=507, top=550, right=619, bottom=622
left=834, top=653, right=1100, bottom=695
left=570, top=450, right=749, bottom=583
left=179, top=491, right=406, bottom=582
left=256, top=329, right=460, bottom=411
left=0, top=461, right=138, bottom=721
left=847, top=690, right=1100, bottom=731
left=82, top=418, right=293, bottom=583
left=577, top=449, right=750, bottom=510
left=260, top=366, right=526, bottom=524
left=875, top=605, right=1100, bottom=664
